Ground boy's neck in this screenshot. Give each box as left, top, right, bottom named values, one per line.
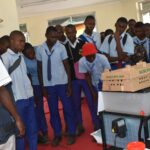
left=69, top=38, right=76, bottom=44
left=137, top=36, right=146, bottom=41
left=46, top=41, right=55, bottom=51
left=85, top=29, right=93, bottom=36
left=10, top=47, right=19, bottom=54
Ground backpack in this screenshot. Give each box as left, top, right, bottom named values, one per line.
left=0, top=56, right=21, bottom=144
left=130, top=42, right=147, bottom=65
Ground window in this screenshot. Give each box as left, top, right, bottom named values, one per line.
left=48, top=12, right=96, bottom=36
left=139, top=1, right=150, bottom=23
left=19, top=24, right=29, bottom=42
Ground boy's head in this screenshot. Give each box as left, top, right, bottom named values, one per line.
left=81, top=43, right=97, bottom=62
left=45, top=26, right=58, bottom=46
left=0, top=35, right=10, bottom=55
left=128, top=19, right=136, bottom=30
left=115, top=17, right=128, bottom=34
left=10, top=30, right=25, bottom=53
left=104, top=29, right=114, bottom=37
left=22, top=43, right=35, bottom=60
left=144, top=23, right=150, bottom=38
left=55, top=24, right=66, bottom=41
left=65, top=24, right=77, bottom=42
left=134, top=22, right=145, bottom=39
left=84, top=15, right=95, bottom=33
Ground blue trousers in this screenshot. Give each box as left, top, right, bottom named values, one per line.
left=72, top=80, right=100, bottom=130
left=46, top=84, right=76, bottom=137
left=16, top=97, right=38, bottom=150
left=33, top=85, right=48, bottom=134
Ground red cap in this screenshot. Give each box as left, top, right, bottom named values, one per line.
left=81, top=43, right=97, bottom=56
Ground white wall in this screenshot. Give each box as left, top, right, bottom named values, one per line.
left=0, top=0, right=19, bottom=36
left=19, top=0, right=140, bottom=45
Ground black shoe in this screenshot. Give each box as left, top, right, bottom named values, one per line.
left=76, top=124, right=85, bottom=136
left=51, top=136, right=62, bottom=147
left=67, top=135, right=75, bottom=145
left=38, top=134, right=50, bottom=144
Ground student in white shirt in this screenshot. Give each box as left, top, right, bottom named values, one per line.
left=36, top=26, right=76, bottom=146
left=2, top=31, right=37, bottom=150
left=100, top=17, right=134, bottom=70
left=79, top=15, right=101, bottom=51
left=0, top=59, right=25, bottom=150
left=133, top=22, right=150, bottom=62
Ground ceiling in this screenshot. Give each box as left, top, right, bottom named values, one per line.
left=16, top=0, right=120, bottom=18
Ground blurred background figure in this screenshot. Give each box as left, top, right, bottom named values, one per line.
left=126, top=19, right=136, bottom=37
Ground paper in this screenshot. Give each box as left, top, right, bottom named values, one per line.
left=90, top=129, right=102, bottom=144
left=0, top=60, right=11, bottom=86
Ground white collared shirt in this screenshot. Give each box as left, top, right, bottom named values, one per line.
left=68, top=38, right=80, bottom=49
left=0, top=59, right=11, bottom=87
left=1, top=49, right=33, bottom=101
left=79, top=54, right=111, bottom=88
left=36, top=41, right=68, bottom=86
left=80, top=32, right=101, bottom=51
left=100, top=32, right=134, bottom=57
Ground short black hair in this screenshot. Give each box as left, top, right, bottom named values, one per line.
left=65, top=24, right=76, bottom=30
left=66, top=24, right=75, bottom=28
left=116, top=17, right=128, bottom=24
left=144, top=23, right=150, bottom=27
left=22, top=42, right=33, bottom=55
left=10, top=30, right=24, bottom=39
left=0, top=35, right=10, bottom=44
left=46, top=26, right=57, bottom=35
left=134, top=22, right=144, bottom=28
left=105, top=29, right=113, bottom=37
left=85, top=15, right=95, bottom=22
left=128, top=19, right=136, bottom=23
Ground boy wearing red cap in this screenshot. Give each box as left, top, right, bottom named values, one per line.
left=79, top=43, right=110, bottom=100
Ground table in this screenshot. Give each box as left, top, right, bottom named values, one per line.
left=98, top=90, right=150, bottom=149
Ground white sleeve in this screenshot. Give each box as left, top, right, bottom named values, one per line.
left=60, top=45, right=68, bottom=60
left=94, top=32, right=101, bottom=52
left=36, top=46, right=42, bottom=61
left=0, top=60, right=11, bottom=86
left=79, top=58, right=88, bottom=73
left=100, top=35, right=110, bottom=54
left=101, top=55, right=111, bottom=70
left=123, top=34, right=134, bottom=55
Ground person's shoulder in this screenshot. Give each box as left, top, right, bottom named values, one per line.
left=2, top=49, right=12, bottom=58
left=125, top=32, right=133, bottom=40
left=79, top=56, right=85, bottom=63
left=96, top=53, right=108, bottom=61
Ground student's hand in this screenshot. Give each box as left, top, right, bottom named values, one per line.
left=114, top=31, right=120, bottom=41
left=67, top=83, right=72, bottom=97
left=15, top=117, right=25, bottom=137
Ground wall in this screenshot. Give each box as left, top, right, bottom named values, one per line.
left=0, top=0, right=19, bottom=36
left=19, top=0, right=140, bottom=45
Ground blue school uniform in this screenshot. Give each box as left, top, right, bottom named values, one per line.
left=79, top=32, right=101, bottom=51
left=36, top=41, right=76, bottom=137
left=24, top=56, right=48, bottom=134
left=65, top=38, right=101, bottom=129
left=2, top=49, right=37, bottom=150
left=100, top=32, right=134, bottom=70
left=79, top=54, right=110, bottom=129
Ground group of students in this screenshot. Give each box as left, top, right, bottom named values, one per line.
left=0, top=15, right=150, bottom=150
